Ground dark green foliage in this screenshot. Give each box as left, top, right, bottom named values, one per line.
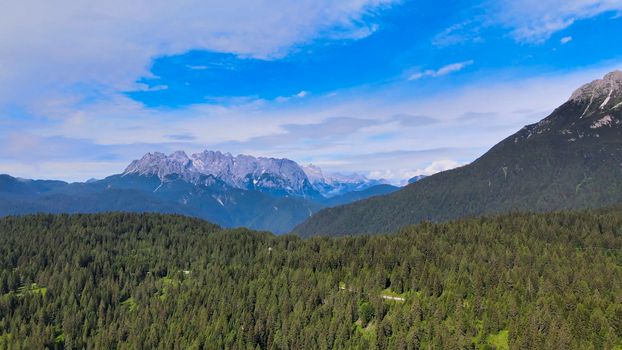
left=0, top=174, right=325, bottom=234
left=295, top=99, right=622, bottom=236
left=0, top=175, right=397, bottom=234
left=0, top=210, right=621, bottom=349
left=359, top=302, right=374, bottom=326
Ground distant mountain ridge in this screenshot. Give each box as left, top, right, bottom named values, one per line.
left=124, top=150, right=386, bottom=199
left=408, top=175, right=427, bottom=184
left=294, top=70, right=622, bottom=236
left=125, top=150, right=319, bottom=198
left=0, top=150, right=398, bottom=233
left=301, top=164, right=389, bottom=197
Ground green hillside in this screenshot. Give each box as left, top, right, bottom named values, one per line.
left=295, top=72, right=622, bottom=237
left=1, top=211, right=621, bottom=349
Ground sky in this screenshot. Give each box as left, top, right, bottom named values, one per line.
left=1, top=0, right=622, bottom=184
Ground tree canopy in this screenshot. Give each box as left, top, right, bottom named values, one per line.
left=0, top=210, right=621, bottom=349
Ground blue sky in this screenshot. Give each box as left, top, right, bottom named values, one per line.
left=1, top=0, right=622, bottom=183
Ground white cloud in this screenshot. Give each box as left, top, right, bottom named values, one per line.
left=368, top=159, right=461, bottom=185
left=1, top=2, right=620, bottom=184
left=433, top=21, right=484, bottom=47
left=4, top=62, right=619, bottom=183
left=560, top=36, right=574, bottom=44
left=136, top=84, right=169, bottom=92
left=415, top=160, right=461, bottom=175
left=436, top=1, right=621, bottom=47
left=275, top=90, right=310, bottom=102
left=409, top=60, right=474, bottom=80
left=0, top=0, right=396, bottom=108
left=489, top=0, right=622, bottom=43
left=186, top=65, right=209, bottom=70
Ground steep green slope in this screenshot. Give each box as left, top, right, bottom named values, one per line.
left=295, top=71, right=622, bottom=236
left=0, top=210, right=621, bottom=349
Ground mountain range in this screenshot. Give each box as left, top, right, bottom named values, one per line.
left=0, top=152, right=398, bottom=233
left=294, top=70, right=622, bottom=236
left=3, top=72, right=621, bottom=236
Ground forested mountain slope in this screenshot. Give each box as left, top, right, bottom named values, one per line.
left=1, top=210, right=621, bottom=349
left=295, top=71, right=622, bottom=236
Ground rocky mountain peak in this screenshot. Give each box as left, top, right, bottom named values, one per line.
left=122, top=150, right=389, bottom=199
left=570, top=70, right=622, bottom=105
left=124, top=152, right=195, bottom=179
left=123, top=150, right=320, bottom=198
left=568, top=71, right=622, bottom=124
left=169, top=150, right=190, bottom=161
left=512, top=71, right=622, bottom=145
left=301, top=164, right=325, bottom=184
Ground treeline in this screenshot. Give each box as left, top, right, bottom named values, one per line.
left=0, top=210, right=621, bottom=349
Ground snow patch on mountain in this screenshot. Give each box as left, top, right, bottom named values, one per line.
left=124, top=150, right=391, bottom=199
left=125, top=150, right=317, bottom=198
left=302, top=164, right=388, bottom=198
left=301, top=164, right=325, bottom=184
left=570, top=71, right=622, bottom=119
left=590, top=115, right=617, bottom=129
left=600, top=89, right=613, bottom=109
left=570, top=70, right=622, bottom=102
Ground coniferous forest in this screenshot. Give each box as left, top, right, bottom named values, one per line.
left=0, top=211, right=621, bottom=349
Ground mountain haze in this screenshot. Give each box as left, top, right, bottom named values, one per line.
left=295, top=71, right=622, bottom=236
left=302, top=164, right=389, bottom=197
left=0, top=151, right=394, bottom=233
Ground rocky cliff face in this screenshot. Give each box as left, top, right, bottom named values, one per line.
left=124, top=150, right=320, bottom=198
left=124, top=150, right=389, bottom=199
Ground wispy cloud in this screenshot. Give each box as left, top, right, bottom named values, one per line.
left=391, top=114, right=438, bottom=127
left=489, top=0, right=622, bottom=43
left=408, top=60, right=474, bottom=80
left=560, top=36, right=573, bottom=44
left=435, top=0, right=621, bottom=46
left=0, top=0, right=398, bottom=109
left=5, top=63, right=615, bottom=183
left=369, top=159, right=462, bottom=185
left=433, top=21, right=484, bottom=47
left=1, top=1, right=620, bottom=184
left=186, top=65, right=209, bottom=70
left=167, top=133, right=196, bottom=141
left=275, top=90, right=310, bottom=102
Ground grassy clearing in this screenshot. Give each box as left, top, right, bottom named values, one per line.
left=486, top=330, right=509, bottom=350
left=471, top=320, right=509, bottom=350
left=472, top=328, right=509, bottom=350
left=380, top=288, right=405, bottom=298
left=158, top=276, right=181, bottom=300
left=1, top=283, right=47, bottom=301
left=160, top=276, right=180, bottom=287
left=354, top=320, right=376, bottom=343
left=55, top=332, right=65, bottom=344
left=17, top=283, right=47, bottom=297
left=121, top=297, right=138, bottom=312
